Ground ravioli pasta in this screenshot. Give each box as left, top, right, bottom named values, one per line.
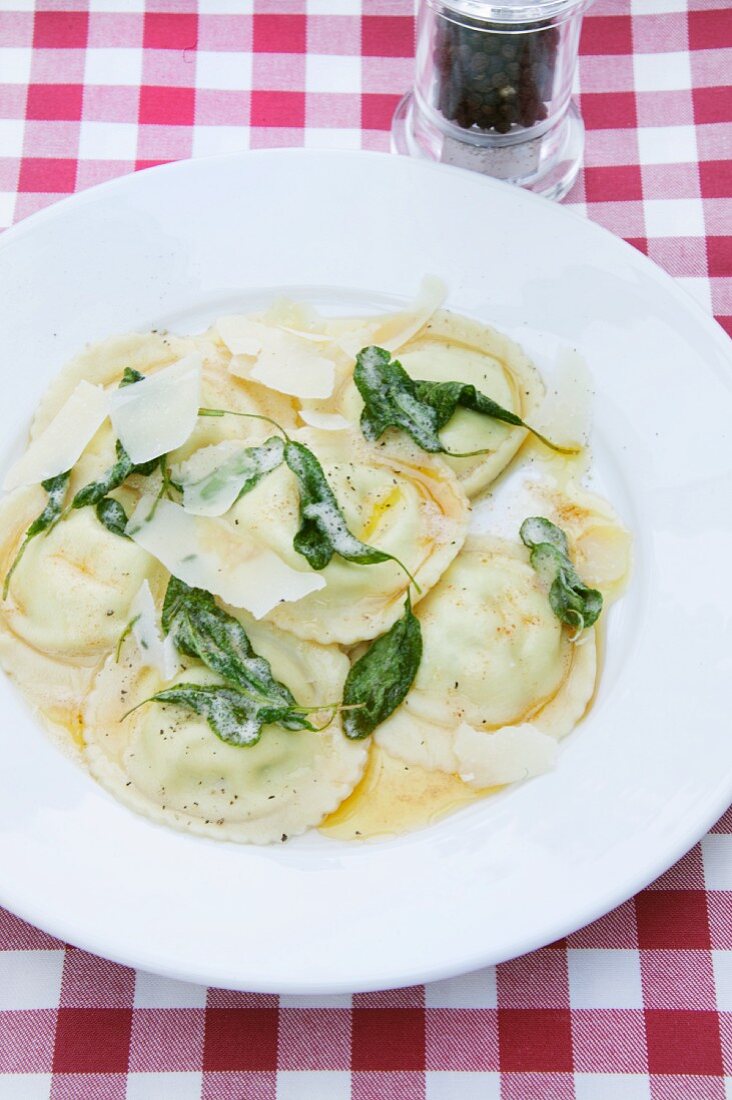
left=33, top=330, right=299, bottom=462
left=229, top=428, right=469, bottom=645
left=6, top=506, right=157, bottom=660
left=324, top=310, right=546, bottom=498
left=374, top=535, right=599, bottom=787
left=0, top=484, right=162, bottom=752
left=85, top=618, right=366, bottom=844
left=0, top=288, right=630, bottom=844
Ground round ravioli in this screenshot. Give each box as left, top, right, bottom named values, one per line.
left=31, top=331, right=199, bottom=435
left=32, top=329, right=298, bottom=459
left=0, top=491, right=161, bottom=660
left=374, top=535, right=597, bottom=787
left=0, top=626, right=91, bottom=759
left=221, top=429, right=469, bottom=645
left=327, top=310, right=544, bottom=499
left=84, top=613, right=368, bottom=844
left=0, top=486, right=161, bottom=756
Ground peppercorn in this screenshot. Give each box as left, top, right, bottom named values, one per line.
left=432, top=9, right=559, bottom=135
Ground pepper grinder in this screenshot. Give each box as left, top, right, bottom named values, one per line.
left=392, top=0, right=592, bottom=200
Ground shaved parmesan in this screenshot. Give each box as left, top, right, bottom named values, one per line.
left=129, top=580, right=179, bottom=681
left=382, top=274, right=447, bottom=351
left=220, top=317, right=336, bottom=400
left=174, top=437, right=284, bottom=517
left=454, top=722, right=558, bottom=789
left=126, top=497, right=325, bottom=619
left=248, top=335, right=335, bottom=400
left=4, top=380, right=109, bottom=492
left=333, top=323, right=380, bottom=362
left=533, top=347, right=592, bottom=449
left=280, top=327, right=331, bottom=343
left=215, top=316, right=263, bottom=357
left=108, top=354, right=202, bottom=465
left=261, top=297, right=329, bottom=334
left=228, top=354, right=256, bottom=380
left=298, top=409, right=351, bottom=432
left=335, top=276, right=447, bottom=359
left=217, top=315, right=331, bottom=353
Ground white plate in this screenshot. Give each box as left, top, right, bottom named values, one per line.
left=0, top=150, right=730, bottom=994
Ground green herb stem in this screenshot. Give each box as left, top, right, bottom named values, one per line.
left=115, top=614, right=140, bottom=662
left=3, top=471, right=71, bottom=600
left=525, top=428, right=580, bottom=457
left=143, top=456, right=173, bottom=523
left=198, top=407, right=291, bottom=442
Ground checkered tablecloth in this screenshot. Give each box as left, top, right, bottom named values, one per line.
left=0, top=1, right=731, bottom=1097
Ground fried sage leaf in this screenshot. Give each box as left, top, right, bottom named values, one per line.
left=2, top=470, right=71, bottom=599
left=520, top=516, right=603, bottom=633
left=178, top=435, right=285, bottom=515
left=71, top=439, right=159, bottom=512
left=161, top=576, right=311, bottom=731
left=519, top=516, right=569, bottom=555
left=355, top=346, right=575, bottom=456
left=70, top=368, right=161, bottom=518
left=284, top=439, right=395, bottom=572
left=95, top=497, right=129, bottom=538
left=342, top=594, right=423, bottom=739
left=133, top=682, right=299, bottom=747
left=413, top=379, right=577, bottom=454
left=354, top=346, right=444, bottom=453
left=120, top=367, right=144, bottom=387
left=3, top=368, right=165, bottom=596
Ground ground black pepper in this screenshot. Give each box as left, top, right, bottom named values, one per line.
left=434, top=12, right=559, bottom=134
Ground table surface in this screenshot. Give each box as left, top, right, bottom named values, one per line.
left=1, top=1, right=731, bottom=1098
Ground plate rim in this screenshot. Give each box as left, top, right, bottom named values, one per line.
left=0, top=148, right=730, bottom=993
left=3, top=147, right=730, bottom=361
left=1, top=770, right=731, bottom=995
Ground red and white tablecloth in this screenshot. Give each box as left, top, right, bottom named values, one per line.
left=0, top=2, right=731, bottom=1097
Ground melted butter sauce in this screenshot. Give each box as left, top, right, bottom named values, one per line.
left=357, top=485, right=401, bottom=542
left=69, top=709, right=85, bottom=749
left=524, top=346, right=593, bottom=488
left=54, top=706, right=86, bottom=749
left=322, top=423, right=629, bottom=843
left=322, top=408, right=604, bottom=843
left=50, top=413, right=615, bottom=844
left=527, top=437, right=590, bottom=490
left=320, top=744, right=500, bottom=841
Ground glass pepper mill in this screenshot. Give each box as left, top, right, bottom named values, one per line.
left=392, top=0, right=592, bottom=201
